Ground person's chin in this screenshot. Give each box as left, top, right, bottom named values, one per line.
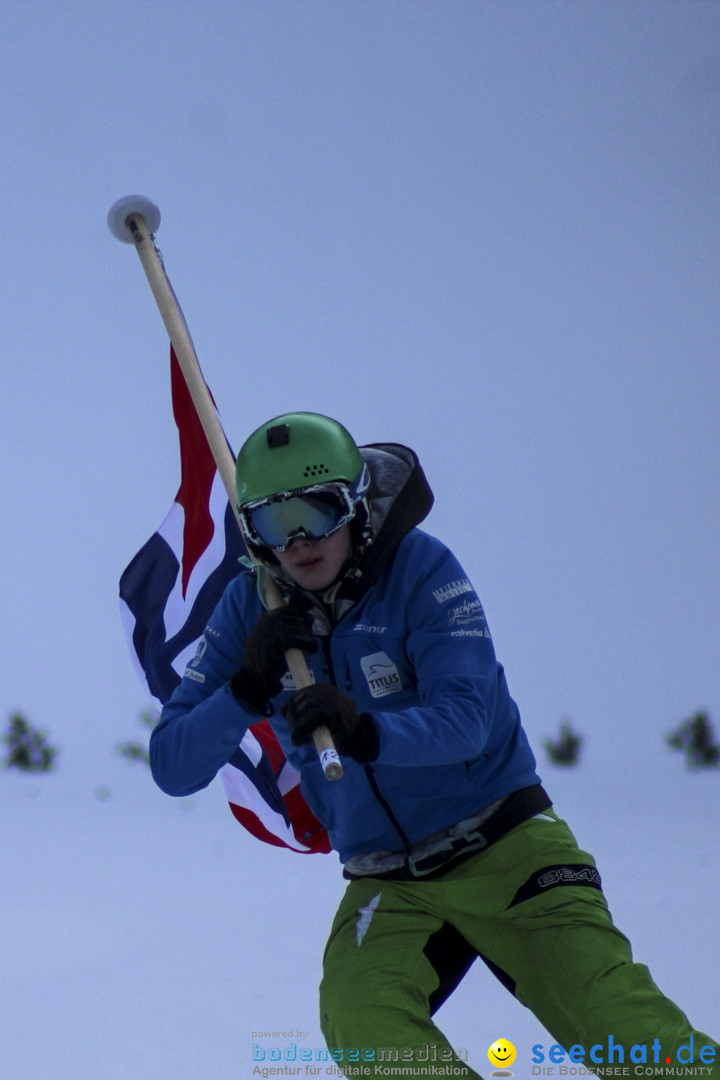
left=292, top=560, right=331, bottom=589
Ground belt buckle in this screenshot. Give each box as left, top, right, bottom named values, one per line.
left=406, top=828, right=489, bottom=878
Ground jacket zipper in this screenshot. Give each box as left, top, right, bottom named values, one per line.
left=321, top=635, right=412, bottom=854
left=363, top=763, right=412, bottom=852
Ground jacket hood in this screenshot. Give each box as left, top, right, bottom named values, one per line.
left=356, top=442, right=434, bottom=582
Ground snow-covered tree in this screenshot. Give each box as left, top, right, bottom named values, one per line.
left=2, top=712, right=58, bottom=773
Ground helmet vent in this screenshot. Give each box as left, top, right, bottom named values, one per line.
left=267, top=424, right=290, bottom=449
left=303, top=463, right=330, bottom=478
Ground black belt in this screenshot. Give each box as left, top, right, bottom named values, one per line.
left=345, top=784, right=552, bottom=881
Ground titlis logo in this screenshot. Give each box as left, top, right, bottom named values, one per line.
left=360, top=652, right=402, bottom=699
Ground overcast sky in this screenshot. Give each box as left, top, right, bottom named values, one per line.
left=2, top=0, right=719, bottom=795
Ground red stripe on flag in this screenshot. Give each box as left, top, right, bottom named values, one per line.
left=247, top=720, right=332, bottom=854
left=170, top=348, right=218, bottom=597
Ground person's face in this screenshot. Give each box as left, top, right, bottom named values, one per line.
left=274, top=525, right=353, bottom=591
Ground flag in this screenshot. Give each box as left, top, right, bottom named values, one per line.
left=119, top=347, right=330, bottom=855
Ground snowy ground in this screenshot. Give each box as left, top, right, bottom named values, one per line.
left=3, top=743, right=717, bottom=1080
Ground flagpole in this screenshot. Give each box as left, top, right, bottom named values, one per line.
left=108, top=197, right=343, bottom=782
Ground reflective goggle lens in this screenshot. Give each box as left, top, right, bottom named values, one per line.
left=247, top=487, right=354, bottom=551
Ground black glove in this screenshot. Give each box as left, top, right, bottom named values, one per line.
left=283, top=683, right=379, bottom=764
left=230, top=607, right=317, bottom=715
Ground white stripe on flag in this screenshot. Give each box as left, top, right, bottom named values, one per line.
left=219, top=746, right=312, bottom=852
left=158, top=472, right=237, bottom=639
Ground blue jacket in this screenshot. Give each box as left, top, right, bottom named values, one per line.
left=150, top=445, right=540, bottom=864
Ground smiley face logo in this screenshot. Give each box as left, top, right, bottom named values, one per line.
left=488, top=1039, right=517, bottom=1072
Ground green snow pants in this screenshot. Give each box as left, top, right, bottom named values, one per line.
left=320, top=809, right=718, bottom=1079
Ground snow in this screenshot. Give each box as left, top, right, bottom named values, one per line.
left=2, top=742, right=717, bottom=1080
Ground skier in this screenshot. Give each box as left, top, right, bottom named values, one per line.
left=150, top=412, right=718, bottom=1078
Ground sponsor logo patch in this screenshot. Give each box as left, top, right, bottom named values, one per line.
left=433, top=578, right=474, bottom=604
left=189, top=637, right=207, bottom=667
left=184, top=637, right=208, bottom=681
left=360, top=652, right=402, bottom=698
left=447, top=597, right=484, bottom=626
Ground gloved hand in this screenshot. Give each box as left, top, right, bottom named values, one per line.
left=283, top=683, right=379, bottom=764
left=230, top=607, right=317, bottom=715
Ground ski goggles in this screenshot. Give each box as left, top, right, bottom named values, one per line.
left=240, top=482, right=359, bottom=552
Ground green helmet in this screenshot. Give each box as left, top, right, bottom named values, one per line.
left=236, top=412, right=365, bottom=508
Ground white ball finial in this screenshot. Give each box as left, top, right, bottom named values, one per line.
left=107, top=195, right=161, bottom=242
